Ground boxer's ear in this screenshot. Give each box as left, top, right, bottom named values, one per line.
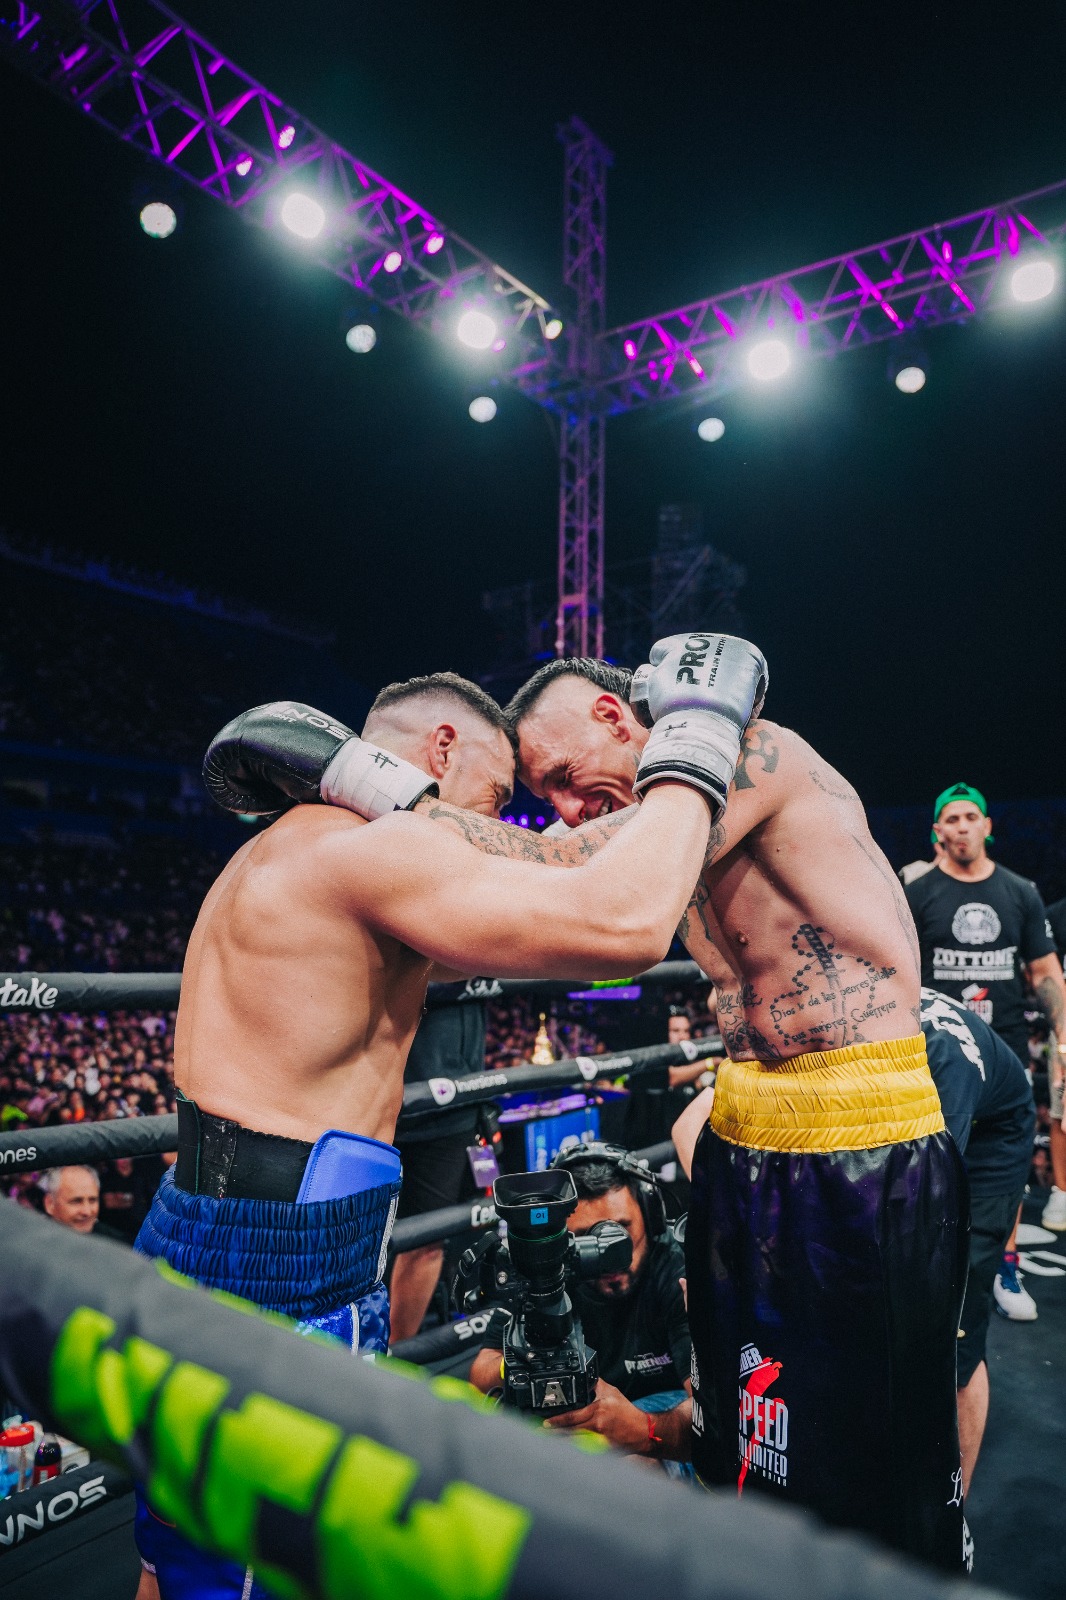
left=591, top=693, right=633, bottom=741
left=426, top=722, right=459, bottom=776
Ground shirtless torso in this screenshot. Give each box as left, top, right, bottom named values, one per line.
left=416, top=720, right=921, bottom=1064
left=175, top=786, right=712, bottom=1143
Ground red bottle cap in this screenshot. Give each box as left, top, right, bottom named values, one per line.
left=0, top=1424, right=35, bottom=1447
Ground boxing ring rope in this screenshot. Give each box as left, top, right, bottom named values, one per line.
left=0, top=958, right=707, bottom=1015
left=0, top=1202, right=986, bottom=1600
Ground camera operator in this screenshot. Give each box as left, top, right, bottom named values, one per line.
left=469, top=1143, right=692, bottom=1462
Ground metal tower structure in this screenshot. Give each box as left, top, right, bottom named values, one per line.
left=4, top=0, right=1066, bottom=654
left=555, top=118, right=611, bottom=659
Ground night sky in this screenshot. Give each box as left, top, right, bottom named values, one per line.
left=3, top=0, right=1065, bottom=806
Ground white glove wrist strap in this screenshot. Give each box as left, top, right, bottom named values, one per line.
left=320, top=738, right=438, bottom=821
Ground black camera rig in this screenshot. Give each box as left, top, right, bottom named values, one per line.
left=455, top=1168, right=631, bottom=1414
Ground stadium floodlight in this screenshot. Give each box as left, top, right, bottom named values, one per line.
left=544, top=318, right=564, bottom=340
left=280, top=192, right=326, bottom=240
left=457, top=309, right=498, bottom=350
left=697, top=416, right=725, bottom=442
left=382, top=250, right=403, bottom=273
left=747, top=338, right=790, bottom=381
left=468, top=396, right=497, bottom=422
left=345, top=324, right=377, bottom=354
left=894, top=364, right=926, bottom=394
left=139, top=201, right=176, bottom=239
left=1010, top=259, right=1055, bottom=303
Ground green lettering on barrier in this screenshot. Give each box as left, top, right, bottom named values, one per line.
left=317, top=1435, right=531, bottom=1600
left=202, top=1393, right=341, bottom=1600
left=148, top=1361, right=231, bottom=1538
left=51, top=1312, right=173, bottom=1455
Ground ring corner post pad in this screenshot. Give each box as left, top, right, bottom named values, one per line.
left=295, top=1128, right=402, bottom=1203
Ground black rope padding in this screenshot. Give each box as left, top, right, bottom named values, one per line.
left=0, top=960, right=707, bottom=1014
left=0, top=1113, right=179, bottom=1174
left=0, top=1043, right=720, bottom=1173
left=0, top=1203, right=984, bottom=1600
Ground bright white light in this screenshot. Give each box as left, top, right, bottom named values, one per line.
left=345, top=324, right=377, bottom=354
left=235, top=156, right=253, bottom=177
left=544, top=317, right=564, bottom=341
left=468, top=396, right=497, bottom=423
left=456, top=309, right=497, bottom=350
left=139, top=202, right=176, bottom=239
left=1011, top=259, right=1055, bottom=303
left=425, top=232, right=445, bottom=255
left=697, top=416, right=725, bottom=442
left=382, top=250, right=403, bottom=274
left=894, top=365, right=926, bottom=394
left=747, top=338, right=790, bottom=381
left=280, top=192, right=325, bottom=240
left=278, top=124, right=296, bottom=150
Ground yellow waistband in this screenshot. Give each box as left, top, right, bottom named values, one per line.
left=709, top=1035, right=944, bottom=1154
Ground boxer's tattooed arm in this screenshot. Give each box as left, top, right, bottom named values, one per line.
left=732, top=725, right=779, bottom=791
left=808, top=768, right=856, bottom=802
left=1035, top=974, right=1066, bottom=1043
left=416, top=800, right=632, bottom=866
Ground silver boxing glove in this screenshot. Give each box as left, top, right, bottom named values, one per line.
left=630, top=633, right=768, bottom=819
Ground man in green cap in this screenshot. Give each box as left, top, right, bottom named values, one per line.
left=904, top=782, right=1066, bottom=1312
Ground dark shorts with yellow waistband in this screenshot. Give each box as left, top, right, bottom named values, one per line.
left=686, top=1036, right=969, bottom=1574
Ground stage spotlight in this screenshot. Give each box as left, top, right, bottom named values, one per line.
left=425, top=232, right=445, bottom=255
left=345, top=324, right=377, bottom=354
left=457, top=309, right=497, bottom=350
left=139, top=202, right=177, bottom=239
left=235, top=156, right=253, bottom=177
left=747, top=338, right=790, bottom=381
left=278, top=124, right=296, bottom=150
left=1011, top=259, right=1055, bottom=303
left=697, top=416, right=725, bottom=442
left=544, top=317, right=564, bottom=340
left=382, top=250, right=403, bottom=273
left=894, top=365, right=926, bottom=394
left=468, top=396, right=497, bottom=423
left=623, top=339, right=637, bottom=360
left=280, top=192, right=325, bottom=239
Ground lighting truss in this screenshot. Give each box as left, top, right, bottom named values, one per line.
left=597, top=181, right=1066, bottom=413
left=5, top=0, right=1066, bottom=653
left=0, top=0, right=561, bottom=374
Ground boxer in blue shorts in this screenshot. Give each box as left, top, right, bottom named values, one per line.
left=135, top=668, right=730, bottom=1599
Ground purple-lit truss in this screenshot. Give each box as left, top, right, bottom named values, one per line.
left=0, top=0, right=561, bottom=377
left=599, top=184, right=1066, bottom=413
left=5, top=0, right=1066, bottom=652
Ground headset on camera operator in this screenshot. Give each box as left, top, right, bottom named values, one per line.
left=468, top=1143, right=693, bottom=1463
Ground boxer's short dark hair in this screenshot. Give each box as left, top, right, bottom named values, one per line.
left=368, top=672, right=517, bottom=755
left=505, top=659, right=633, bottom=728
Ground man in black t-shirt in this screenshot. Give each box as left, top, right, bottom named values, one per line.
left=905, top=782, right=1066, bottom=1289
left=920, top=989, right=1035, bottom=1496
left=469, top=1145, right=693, bottom=1463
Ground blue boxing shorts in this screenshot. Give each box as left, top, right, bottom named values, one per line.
left=686, top=1037, right=970, bottom=1574
left=132, top=1114, right=401, bottom=1600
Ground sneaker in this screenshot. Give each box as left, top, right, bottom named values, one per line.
left=1041, top=1186, right=1066, bottom=1232
left=993, top=1253, right=1038, bottom=1321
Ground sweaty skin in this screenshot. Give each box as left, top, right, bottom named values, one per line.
left=176, top=786, right=710, bottom=1143
left=413, top=719, right=920, bottom=1060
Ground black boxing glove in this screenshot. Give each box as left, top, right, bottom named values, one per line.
left=203, top=702, right=438, bottom=819
left=630, top=633, right=768, bottom=820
